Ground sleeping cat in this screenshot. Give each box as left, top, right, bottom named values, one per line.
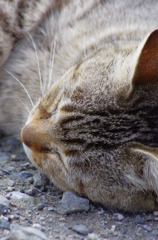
left=1, top=0, right=158, bottom=212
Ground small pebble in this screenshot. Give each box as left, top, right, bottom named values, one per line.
left=12, top=213, right=20, bottom=219
left=135, top=215, right=143, bottom=224
left=6, top=191, right=35, bottom=207
left=111, top=225, right=116, bottom=231
left=11, top=155, right=20, bottom=161
left=87, top=233, right=99, bottom=240
left=26, top=188, right=36, bottom=196
left=33, top=172, right=49, bottom=188
left=0, top=179, right=15, bottom=187
left=57, top=191, right=89, bottom=215
left=32, top=223, right=41, bottom=229
left=5, top=225, right=47, bottom=240
left=135, top=232, right=142, bottom=237
left=143, top=225, right=152, bottom=232
left=41, top=226, right=46, bottom=232
left=27, top=177, right=33, bottom=184
left=48, top=207, right=54, bottom=211
left=19, top=189, right=25, bottom=193
left=72, top=223, right=92, bottom=235
left=20, top=162, right=30, bottom=168
left=0, top=219, right=10, bottom=230
left=20, top=171, right=33, bottom=179
left=0, top=153, right=9, bottom=163
left=2, top=169, right=10, bottom=175
left=153, top=211, right=158, bottom=216
left=151, top=230, right=158, bottom=236
left=113, top=213, right=124, bottom=221
left=7, top=187, right=15, bottom=192
left=37, top=203, right=45, bottom=210
left=0, top=195, right=10, bottom=215
left=146, top=215, right=153, bottom=221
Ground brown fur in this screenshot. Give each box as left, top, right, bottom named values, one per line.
left=1, top=0, right=158, bottom=212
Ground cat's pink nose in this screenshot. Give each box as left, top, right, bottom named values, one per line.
left=21, top=123, right=40, bottom=149
left=20, top=120, right=50, bottom=151
left=21, top=125, right=33, bottom=148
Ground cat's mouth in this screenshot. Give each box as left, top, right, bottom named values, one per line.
left=21, top=122, right=62, bottom=170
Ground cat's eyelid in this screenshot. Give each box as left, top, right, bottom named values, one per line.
left=51, top=110, right=56, bottom=116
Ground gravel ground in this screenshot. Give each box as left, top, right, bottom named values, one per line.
left=0, top=135, right=158, bottom=240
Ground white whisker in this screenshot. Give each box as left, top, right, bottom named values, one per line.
left=4, top=69, right=34, bottom=108
left=48, top=35, right=57, bottom=88
left=83, top=33, right=86, bottom=59
left=28, top=33, right=43, bottom=96
left=43, top=57, right=47, bottom=94
left=14, top=94, right=30, bottom=114
left=80, top=151, right=91, bottom=167
left=48, top=39, right=54, bottom=88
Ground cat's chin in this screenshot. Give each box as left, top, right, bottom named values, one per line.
left=22, top=142, right=47, bottom=170
left=22, top=143, right=32, bottom=163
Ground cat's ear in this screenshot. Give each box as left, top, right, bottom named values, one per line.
left=132, top=29, right=158, bottom=85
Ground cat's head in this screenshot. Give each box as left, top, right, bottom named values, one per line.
left=21, top=29, right=158, bottom=191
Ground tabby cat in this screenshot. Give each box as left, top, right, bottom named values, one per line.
left=1, top=0, right=158, bottom=212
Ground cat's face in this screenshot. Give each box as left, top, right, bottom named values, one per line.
left=21, top=47, right=132, bottom=191
left=21, top=30, right=158, bottom=211
left=21, top=49, right=118, bottom=166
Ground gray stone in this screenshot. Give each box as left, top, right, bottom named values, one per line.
left=0, top=219, right=10, bottom=230
left=10, top=172, right=20, bottom=180
left=37, top=203, right=45, bottom=210
left=48, top=207, right=54, bottom=211
left=0, top=195, right=10, bottom=215
left=6, top=191, right=35, bottom=207
left=72, top=223, right=92, bottom=235
left=2, top=224, right=47, bottom=240
left=2, top=166, right=14, bottom=174
left=11, top=154, right=20, bottom=162
left=0, top=152, right=9, bottom=163
left=26, top=188, right=37, bottom=196
left=146, top=215, right=153, bottom=221
left=87, top=233, right=99, bottom=240
left=151, top=230, right=158, bottom=235
left=20, top=171, right=33, bottom=179
left=135, top=215, right=143, bottom=224
left=2, top=170, right=10, bottom=175
left=28, top=177, right=33, bottom=184
left=143, top=225, right=152, bottom=232
left=113, top=213, right=124, bottom=221
left=33, top=172, right=49, bottom=188
left=57, top=192, right=89, bottom=215
left=135, top=232, right=142, bottom=237
left=0, top=179, right=15, bottom=187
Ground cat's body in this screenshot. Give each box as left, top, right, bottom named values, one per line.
left=1, top=0, right=158, bottom=212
